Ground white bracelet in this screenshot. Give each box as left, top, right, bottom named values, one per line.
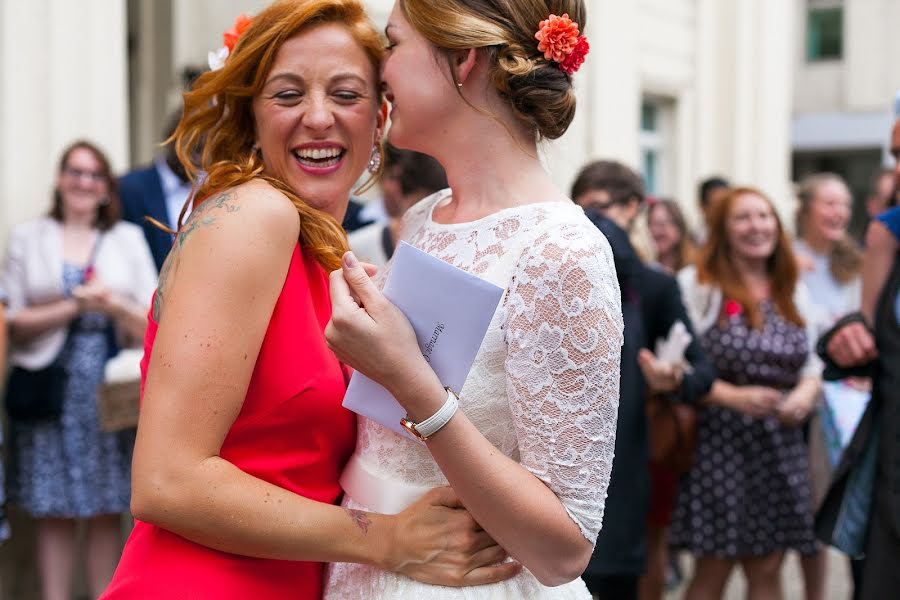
left=400, top=387, right=459, bottom=441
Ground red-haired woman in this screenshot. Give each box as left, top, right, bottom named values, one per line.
left=670, top=188, right=822, bottom=600
left=101, top=1, right=516, bottom=599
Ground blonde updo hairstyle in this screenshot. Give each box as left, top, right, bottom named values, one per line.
left=398, top=0, right=586, bottom=141
left=173, top=0, right=385, bottom=272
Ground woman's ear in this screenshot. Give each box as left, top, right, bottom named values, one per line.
left=376, top=100, right=389, bottom=140
left=455, top=48, right=478, bottom=86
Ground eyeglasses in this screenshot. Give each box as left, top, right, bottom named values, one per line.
left=63, top=167, right=105, bottom=182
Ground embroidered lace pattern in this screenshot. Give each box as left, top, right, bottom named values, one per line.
left=324, top=190, right=623, bottom=598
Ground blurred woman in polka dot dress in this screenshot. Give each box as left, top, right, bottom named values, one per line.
left=672, top=188, right=823, bottom=600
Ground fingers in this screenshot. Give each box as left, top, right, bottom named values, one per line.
left=461, top=561, right=522, bottom=586
left=839, top=326, right=867, bottom=366
left=422, top=486, right=464, bottom=510
left=460, top=529, right=498, bottom=554
left=855, top=325, right=878, bottom=362
left=328, top=268, right=356, bottom=313
left=341, top=252, right=383, bottom=309
left=466, top=544, right=508, bottom=570
left=743, top=387, right=780, bottom=418
left=362, top=262, right=379, bottom=278
left=829, top=323, right=878, bottom=367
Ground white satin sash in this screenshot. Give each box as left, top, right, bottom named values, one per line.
left=339, top=454, right=433, bottom=515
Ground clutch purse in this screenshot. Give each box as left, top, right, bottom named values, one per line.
left=4, top=363, right=66, bottom=421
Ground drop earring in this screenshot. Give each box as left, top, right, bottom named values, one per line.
left=367, top=143, right=382, bottom=174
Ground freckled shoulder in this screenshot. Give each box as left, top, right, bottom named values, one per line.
left=153, top=179, right=301, bottom=323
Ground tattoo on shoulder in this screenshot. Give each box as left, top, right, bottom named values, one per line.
left=175, top=191, right=240, bottom=248
left=152, top=191, right=240, bottom=322
left=346, top=509, right=372, bottom=534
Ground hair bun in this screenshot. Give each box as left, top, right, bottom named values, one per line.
left=491, top=51, right=576, bottom=140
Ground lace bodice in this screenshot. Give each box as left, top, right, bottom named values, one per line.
left=325, top=191, right=623, bottom=599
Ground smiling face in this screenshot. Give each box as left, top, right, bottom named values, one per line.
left=56, top=146, right=110, bottom=221
left=252, top=22, right=383, bottom=221
left=725, top=192, right=779, bottom=263
left=648, top=204, right=681, bottom=257
left=381, top=4, right=456, bottom=154
left=806, top=179, right=851, bottom=245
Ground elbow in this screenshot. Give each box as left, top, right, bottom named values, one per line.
left=529, top=538, right=592, bottom=587
left=130, top=464, right=185, bottom=526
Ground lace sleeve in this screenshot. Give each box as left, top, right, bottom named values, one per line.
left=504, top=223, right=623, bottom=544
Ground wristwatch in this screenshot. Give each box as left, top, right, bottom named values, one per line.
left=399, top=387, right=459, bottom=441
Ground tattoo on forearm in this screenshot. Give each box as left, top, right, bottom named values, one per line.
left=347, top=509, right=372, bottom=534
left=152, top=191, right=240, bottom=322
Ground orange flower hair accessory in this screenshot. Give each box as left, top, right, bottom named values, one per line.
left=535, top=13, right=589, bottom=75
left=208, top=14, right=254, bottom=71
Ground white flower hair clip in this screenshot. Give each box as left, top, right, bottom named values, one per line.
left=207, top=14, right=253, bottom=72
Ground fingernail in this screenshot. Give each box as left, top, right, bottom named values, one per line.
left=343, top=252, right=359, bottom=269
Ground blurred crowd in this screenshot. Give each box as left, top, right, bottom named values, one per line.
left=0, top=105, right=899, bottom=600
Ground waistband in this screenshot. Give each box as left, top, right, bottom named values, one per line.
left=339, top=454, right=433, bottom=515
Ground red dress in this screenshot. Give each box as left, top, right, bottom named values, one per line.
left=102, top=244, right=356, bottom=600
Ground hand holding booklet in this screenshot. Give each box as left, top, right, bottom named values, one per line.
left=342, top=242, right=504, bottom=439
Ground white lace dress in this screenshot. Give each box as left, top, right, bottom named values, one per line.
left=324, top=190, right=623, bottom=599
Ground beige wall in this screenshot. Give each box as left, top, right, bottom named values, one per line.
left=1, top=0, right=798, bottom=242
left=795, top=0, right=900, bottom=114
left=0, top=0, right=130, bottom=247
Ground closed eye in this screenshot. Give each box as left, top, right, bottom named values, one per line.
left=334, top=91, right=362, bottom=102
left=273, top=90, right=302, bottom=102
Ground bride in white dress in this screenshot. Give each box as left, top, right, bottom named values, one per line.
left=325, top=1, right=622, bottom=597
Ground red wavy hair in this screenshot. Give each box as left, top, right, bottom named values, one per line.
left=172, top=0, right=385, bottom=271
left=697, top=187, right=803, bottom=330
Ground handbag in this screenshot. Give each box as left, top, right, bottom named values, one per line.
left=96, top=348, right=143, bottom=432
left=646, top=393, right=697, bottom=475
left=4, top=360, right=67, bottom=421
left=4, top=232, right=105, bottom=422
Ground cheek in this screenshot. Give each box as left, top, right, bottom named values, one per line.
left=344, top=108, right=378, bottom=160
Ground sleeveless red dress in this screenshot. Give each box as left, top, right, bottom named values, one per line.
left=102, top=244, right=356, bottom=600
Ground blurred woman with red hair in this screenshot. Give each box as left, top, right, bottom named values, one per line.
left=671, top=188, right=822, bottom=600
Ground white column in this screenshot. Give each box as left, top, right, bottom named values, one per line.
left=585, top=0, right=641, bottom=168
left=130, top=0, right=175, bottom=167
left=753, top=0, right=796, bottom=222
left=0, top=0, right=129, bottom=245
left=693, top=0, right=794, bottom=220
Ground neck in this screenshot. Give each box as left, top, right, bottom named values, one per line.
left=611, top=214, right=632, bottom=231
left=428, top=112, right=562, bottom=221
left=730, top=252, right=770, bottom=294
left=658, top=249, right=679, bottom=272
left=62, top=210, right=96, bottom=230
left=802, top=231, right=832, bottom=255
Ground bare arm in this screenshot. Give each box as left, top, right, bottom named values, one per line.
left=1, top=225, right=78, bottom=342
left=703, top=380, right=781, bottom=418
left=9, top=299, right=80, bottom=343
left=106, top=294, right=149, bottom=341
left=776, top=376, right=821, bottom=427
left=860, top=220, right=899, bottom=325
left=0, top=304, right=7, bottom=366
left=132, top=183, right=514, bottom=585
left=327, top=231, right=623, bottom=587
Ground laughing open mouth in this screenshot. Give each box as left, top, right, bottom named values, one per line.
left=292, top=147, right=345, bottom=168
